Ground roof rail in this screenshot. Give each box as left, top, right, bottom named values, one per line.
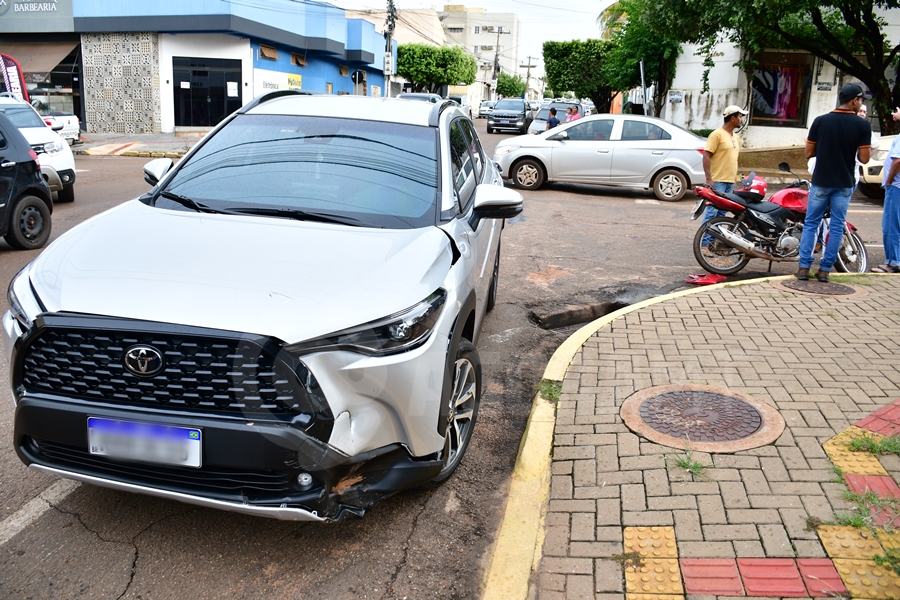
left=428, top=99, right=458, bottom=127
left=238, top=89, right=325, bottom=113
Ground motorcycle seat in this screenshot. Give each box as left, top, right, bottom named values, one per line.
left=734, top=190, right=764, bottom=203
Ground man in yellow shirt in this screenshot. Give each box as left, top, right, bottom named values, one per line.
left=700, top=105, right=748, bottom=248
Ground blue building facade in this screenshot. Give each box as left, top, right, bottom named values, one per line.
left=0, top=0, right=393, bottom=133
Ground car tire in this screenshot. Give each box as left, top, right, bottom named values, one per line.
left=512, top=158, right=545, bottom=190
left=859, top=183, right=885, bottom=200
left=5, top=195, right=51, bottom=250
left=486, top=240, right=500, bottom=312
left=653, top=169, right=688, bottom=202
left=428, top=339, right=481, bottom=486
left=56, top=184, right=75, bottom=203
left=486, top=126, right=493, bottom=133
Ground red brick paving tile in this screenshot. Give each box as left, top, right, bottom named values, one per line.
left=680, top=558, right=744, bottom=595
left=843, top=474, right=900, bottom=526
left=797, top=558, right=848, bottom=598
left=856, top=400, right=900, bottom=435
left=737, top=558, right=806, bottom=597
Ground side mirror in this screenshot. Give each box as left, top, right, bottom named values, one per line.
left=471, top=184, right=524, bottom=223
left=143, top=157, right=174, bottom=186
left=50, top=122, right=64, bottom=132
left=778, top=162, right=790, bottom=172
left=548, top=130, right=568, bottom=141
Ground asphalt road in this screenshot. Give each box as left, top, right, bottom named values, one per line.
left=0, top=122, right=887, bottom=599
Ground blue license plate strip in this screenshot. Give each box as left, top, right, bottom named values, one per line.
left=87, top=417, right=202, bottom=468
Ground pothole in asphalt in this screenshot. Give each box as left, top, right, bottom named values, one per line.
left=620, top=384, right=785, bottom=453
left=528, top=284, right=681, bottom=331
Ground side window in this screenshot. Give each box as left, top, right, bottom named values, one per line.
left=0, top=131, right=6, bottom=150
left=566, top=120, right=614, bottom=141
left=621, top=120, right=671, bottom=141
left=459, top=119, right=485, bottom=181
left=449, top=121, right=477, bottom=211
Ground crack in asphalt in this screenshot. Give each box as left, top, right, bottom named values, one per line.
left=381, top=496, right=430, bottom=600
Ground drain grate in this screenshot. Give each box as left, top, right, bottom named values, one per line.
left=639, top=391, right=762, bottom=442
left=781, top=279, right=855, bottom=295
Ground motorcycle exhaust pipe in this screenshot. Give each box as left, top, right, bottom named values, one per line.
left=713, top=225, right=756, bottom=251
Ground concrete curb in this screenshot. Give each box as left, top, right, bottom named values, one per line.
left=480, top=274, right=799, bottom=600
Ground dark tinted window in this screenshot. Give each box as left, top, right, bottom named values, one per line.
left=0, top=131, right=6, bottom=149
left=621, top=120, right=671, bottom=141
left=163, top=114, right=439, bottom=229
left=449, top=121, right=477, bottom=211
left=493, top=99, right=525, bottom=111
left=459, top=119, right=485, bottom=182
left=0, top=105, right=45, bottom=128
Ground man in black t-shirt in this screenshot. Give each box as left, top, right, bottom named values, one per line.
left=796, top=83, right=872, bottom=282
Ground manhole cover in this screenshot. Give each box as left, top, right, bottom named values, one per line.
left=781, top=279, right=855, bottom=295
left=639, top=391, right=762, bottom=442
left=620, top=384, right=786, bottom=453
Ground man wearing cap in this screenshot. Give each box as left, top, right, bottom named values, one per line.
left=796, top=83, right=872, bottom=282
left=700, top=105, right=748, bottom=249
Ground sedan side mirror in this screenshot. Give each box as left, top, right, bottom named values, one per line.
left=548, top=130, right=568, bottom=141
left=471, top=183, right=524, bottom=225
left=143, top=157, right=174, bottom=186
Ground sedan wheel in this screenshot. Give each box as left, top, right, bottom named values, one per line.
left=512, top=158, right=544, bottom=190
left=430, top=340, right=481, bottom=484
left=653, top=169, right=688, bottom=201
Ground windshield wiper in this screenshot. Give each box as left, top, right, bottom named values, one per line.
left=225, top=206, right=361, bottom=226
left=157, top=190, right=238, bottom=215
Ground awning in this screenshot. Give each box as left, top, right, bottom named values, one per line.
left=0, top=42, right=77, bottom=73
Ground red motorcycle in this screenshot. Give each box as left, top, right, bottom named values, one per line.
left=690, top=163, right=868, bottom=275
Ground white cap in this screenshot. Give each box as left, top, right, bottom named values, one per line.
left=723, top=105, right=749, bottom=117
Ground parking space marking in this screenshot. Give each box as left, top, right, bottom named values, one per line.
left=0, top=479, right=80, bottom=546
left=636, top=199, right=660, bottom=204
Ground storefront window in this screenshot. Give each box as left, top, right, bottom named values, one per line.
left=750, top=52, right=813, bottom=128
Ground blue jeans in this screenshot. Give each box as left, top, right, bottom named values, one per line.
left=885, top=185, right=900, bottom=267
left=700, top=181, right=734, bottom=247
left=798, top=185, right=854, bottom=271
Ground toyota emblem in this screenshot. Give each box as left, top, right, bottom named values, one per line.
left=123, top=345, right=164, bottom=376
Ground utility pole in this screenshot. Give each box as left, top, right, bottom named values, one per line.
left=492, top=27, right=511, bottom=97
left=384, top=0, right=397, bottom=97
left=520, top=56, right=537, bottom=99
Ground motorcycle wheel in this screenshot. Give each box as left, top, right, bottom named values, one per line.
left=692, top=217, right=752, bottom=275
left=834, top=231, right=868, bottom=273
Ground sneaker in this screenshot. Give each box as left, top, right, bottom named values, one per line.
left=795, top=268, right=810, bottom=281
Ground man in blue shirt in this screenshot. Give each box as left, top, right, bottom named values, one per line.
left=872, top=120, right=900, bottom=273
left=545, top=108, right=560, bottom=130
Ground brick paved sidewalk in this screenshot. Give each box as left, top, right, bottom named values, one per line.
left=535, top=275, right=900, bottom=599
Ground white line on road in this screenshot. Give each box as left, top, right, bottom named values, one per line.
left=635, top=199, right=659, bottom=204
left=848, top=210, right=883, bottom=213
left=0, top=479, right=80, bottom=546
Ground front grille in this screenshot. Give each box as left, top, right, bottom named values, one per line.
left=22, top=326, right=309, bottom=420
left=36, top=440, right=293, bottom=498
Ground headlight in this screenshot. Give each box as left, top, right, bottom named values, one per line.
left=494, top=145, right=521, bottom=156
left=41, top=140, right=64, bottom=156
left=8, top=266, right=42, bottom=331
left=872, top=149, right=888, bottom=162
left=285, top=290, right=446, bottom=356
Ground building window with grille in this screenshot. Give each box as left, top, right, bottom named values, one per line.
left=749, top=52, right=814, bottom=128
left=474, top=26, right=480, bottom=34
left=447, top=27, right=463, bottom=33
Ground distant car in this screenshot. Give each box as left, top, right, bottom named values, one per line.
left=486, top=99, right=533, bottom=134
left=493, top=113, right=706, bottom=201
left=528, top=101, right=540, bottom=111
left=446, top=95, right=472, bottom=118
left=859, top=134, right=896, bottom=199
left=397, top=93, right=442, bottom=103
left=0, top=112, right=53, bottom=249
left=0, top=97, right=76, bottom=203
left=477, top=101, right=495, bottom=119
left=528, top=102, right=585, bottom=135
left=38, top=110, right=81, bottom=146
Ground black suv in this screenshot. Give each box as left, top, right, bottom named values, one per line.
left=487, top=99, right=533, bottom=134
left=0, top=113, right=52, bottom=249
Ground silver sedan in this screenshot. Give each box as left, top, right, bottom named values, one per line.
left=492, top=114, right=707, bottom=201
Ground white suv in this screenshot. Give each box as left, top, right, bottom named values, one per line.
left=4, top=91, right=523, bottom=522
left=0, top=97, right=76, bottom=202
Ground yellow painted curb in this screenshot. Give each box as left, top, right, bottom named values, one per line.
left=481, top=274, right=787, bottom=599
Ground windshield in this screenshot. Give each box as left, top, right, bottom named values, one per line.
left=493, top=100, right=525, bottom=111
left=0, top=105, right=46, bottom=128
left=160, top=114, right=440, bottom=229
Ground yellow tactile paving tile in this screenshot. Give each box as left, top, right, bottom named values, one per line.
left=625, top=558, right=684, bottom=595
left=876, top=529, right=900, bottom=551
left=823, top=426, right=889, bottom=475
left=833, top=558, right=900, bottom=599
left=819, top=525, right=884, bottom=559
left=625, top=595, right=683, bottom=600
left=623, top=526, right=678, bottom=558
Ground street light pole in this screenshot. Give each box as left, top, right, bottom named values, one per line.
left=384, top=0, right=397, bottom=97
left=492, top=27, right=511, bottom=97
left=520, top=56, right=537, bottom=99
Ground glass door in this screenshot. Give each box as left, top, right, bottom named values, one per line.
left=173, top=57, right=242, bottom=127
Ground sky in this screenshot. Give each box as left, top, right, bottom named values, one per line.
left=328, top=0, right=618, bottom=76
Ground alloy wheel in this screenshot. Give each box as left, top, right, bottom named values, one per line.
left=440, top=356, right=477, bottom=472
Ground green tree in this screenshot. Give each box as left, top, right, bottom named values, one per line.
left=600, top=0, right=682, bottom=117
left=543, top=39, right=617, bottom=112
left=496, top=71, right=527, bottom=98
left=640, top=0, right=900, bottom=134
left=396, top=44, right=477, bottom=93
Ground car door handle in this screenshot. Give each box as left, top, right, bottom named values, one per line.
left=0, top=161, right=15, bottom=168
left=597, top=149, right=610, bottom=154
left=651, top=151, right=664, bottom=155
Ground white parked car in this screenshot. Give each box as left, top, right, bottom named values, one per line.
left=494, top=113, right=706, bottom=201
left=0, top=97, right=76, bottom=202
left=40, top=111, right=81, bottom=146
left=4, top=92, right=523, bottom=522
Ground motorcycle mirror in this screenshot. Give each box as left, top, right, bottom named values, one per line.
left=778, top=162, right=790, bottom=172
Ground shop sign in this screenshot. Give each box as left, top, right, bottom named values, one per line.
left=253, top=68, right=302, bottom=96
left=816, top=82, right=832, bottom=91
left=0, top=0, right=74, bottom=32
left=668, top=91, right=683, bottom=103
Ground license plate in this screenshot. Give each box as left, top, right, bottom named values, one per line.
left=501, top=120, right=510, bottom=123
left=690, top=199, right=705, bottom=220
left=88, top=417, right=202, bottom=468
